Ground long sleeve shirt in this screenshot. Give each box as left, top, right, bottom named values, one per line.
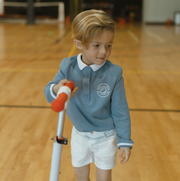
left=44, top=53, right=134, bottom=149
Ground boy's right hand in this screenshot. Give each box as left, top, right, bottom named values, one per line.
left=53, top=79, right=78, bottom=97
left=119, top=147, right=131, bottom=164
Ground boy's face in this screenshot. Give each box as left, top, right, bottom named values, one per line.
left=76, top=30, right=114, bottom=66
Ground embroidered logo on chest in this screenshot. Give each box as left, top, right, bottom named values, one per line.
left=97, top=83, right=110, bottom=98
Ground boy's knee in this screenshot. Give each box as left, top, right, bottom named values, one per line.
left=74, top=168, right=84, bottom=178
left=74, top=165, right=90, bottom=181
left=96, top=168, right=112, bottom=181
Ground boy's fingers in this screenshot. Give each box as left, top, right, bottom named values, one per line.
left=72, top=87, right=78, bottom=93
left=121, top=157, right=128, bottom=164
left=61, top=79, right=70, bottom=85
left=125, top=153, right=129, bottom=163
left=71, top=87, right=78, bottom=97
left=119, top=149, right=124, bottom=159
left=123, top=150, right=131, bottom=164
left=120, top=153, right=128, bottom=164
left=119, top=148, right=131, bottom=164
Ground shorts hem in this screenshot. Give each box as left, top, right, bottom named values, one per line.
left=72, top=160, right=93, bottom=168
left=95, top=163, right=116, bottom=170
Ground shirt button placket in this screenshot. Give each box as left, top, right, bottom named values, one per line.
left=83, top=67, right=91, bottom=103
left=85, top=83, right=88, bottom=88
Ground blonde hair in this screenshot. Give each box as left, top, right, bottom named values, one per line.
left=72, top=9, right=115, bottom=46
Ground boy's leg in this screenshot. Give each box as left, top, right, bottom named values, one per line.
left=74, top=164, right=90, bottom=181
left=93, top=130, right=117, bottom=181
left=96, top=167, right=112, bottom=181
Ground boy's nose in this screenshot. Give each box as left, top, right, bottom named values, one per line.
left=100, top=47, right=106, bottom=54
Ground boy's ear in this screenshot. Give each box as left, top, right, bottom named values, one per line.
left=74, top=39, right=82, bottom=50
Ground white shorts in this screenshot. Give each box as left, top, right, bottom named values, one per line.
left=71, top=127, right=118, bottom=170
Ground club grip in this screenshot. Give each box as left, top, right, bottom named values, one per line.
left=51, top=93, right=68, bottom=112
left=64, top=81, right=75, bottom=90
left=51, top=81, right=75, bottom=112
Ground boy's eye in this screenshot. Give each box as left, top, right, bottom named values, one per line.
left=107, top=45, right=112, bottom=48
left=94, top=45, right=99, bottom=47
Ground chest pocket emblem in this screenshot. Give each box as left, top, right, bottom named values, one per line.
left=97, top=83, right=110, bottom=98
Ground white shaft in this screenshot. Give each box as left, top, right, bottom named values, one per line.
left=49, top=110, right=66, bottom=181
left=49, top=84, right=73, bottom=181
left=57, top=110, right=66, bottom=137
left=49, top=142, right=62, bottom=181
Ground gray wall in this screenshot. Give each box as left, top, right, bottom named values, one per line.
left=143, top=0, right=180, bottom=23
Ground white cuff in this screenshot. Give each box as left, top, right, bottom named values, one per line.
left=117, top=143, right=133, bottom=147
left=50, top=84, right=57, bottom=99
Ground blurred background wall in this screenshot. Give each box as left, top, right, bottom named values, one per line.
left=0, top=0, right=180, bottom=24
left=143, top=0, right=180, bottom=23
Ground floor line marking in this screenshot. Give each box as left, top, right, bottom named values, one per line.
left=0, top=68, right=58, bottom=73
left=0, top=44, right=76, bottom=73
left=146, top=30, right=165, bottom=43
left=129, top=109, right=180, bottom=112
left=55, top=26, right=71, bottom=44
left=124, top=70, right=180, bottom=75
left=68, top=44, right=76, bottom=57
left=0, top=105, right=179, bottom=112
left=0, top=105, right=51, bottom=109
left=0, top=68, right=180, bottom=75
left=127, top=30, right=140, bottom=43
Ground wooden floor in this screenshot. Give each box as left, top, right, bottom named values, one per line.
left=0, top=22, right=180, bottom=181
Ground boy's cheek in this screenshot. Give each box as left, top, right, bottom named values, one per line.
left=107, top=51, right=111, bottom=57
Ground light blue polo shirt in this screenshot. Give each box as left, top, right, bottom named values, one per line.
left=44, top=54, right=134, bottom=149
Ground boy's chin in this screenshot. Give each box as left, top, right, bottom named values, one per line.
left=95, top=61, right=106, bottom=65
left=96, top=63, right=104, bottom=65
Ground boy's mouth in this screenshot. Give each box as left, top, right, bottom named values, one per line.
left=97, top=57, right=105, bottom=60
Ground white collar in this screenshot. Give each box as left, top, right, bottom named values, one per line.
left=77, top=53, right=106, bottom=71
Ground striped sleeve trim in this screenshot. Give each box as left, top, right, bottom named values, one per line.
left=50, top=84, right=57, bottom=99
left=117, top=143, right=134, bottom=147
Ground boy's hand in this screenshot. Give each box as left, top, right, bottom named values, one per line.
left=53, top=79, right=78, bottom=97
left=71, top=87, right=79, bottom=97
left=119, top=147, right=131, bottom=164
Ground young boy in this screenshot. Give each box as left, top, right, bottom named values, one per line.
left=44, top=9, right=134, bottom=181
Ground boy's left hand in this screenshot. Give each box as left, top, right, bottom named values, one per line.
left=119, top=147, right=131, bottom=164
left=71, top=87, right=79, bottom=98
